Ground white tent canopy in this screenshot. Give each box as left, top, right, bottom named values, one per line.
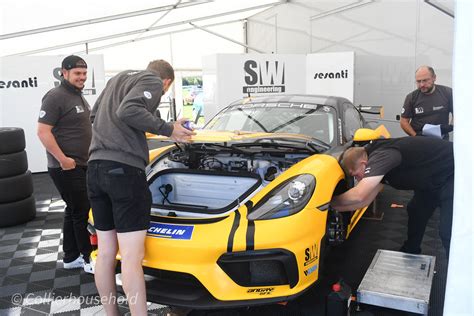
left=1, top=1, right=472, bottom=315
left=1, top=0, right=284, bottom=71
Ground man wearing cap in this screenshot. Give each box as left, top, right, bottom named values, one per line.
left=37, top=55, right=93, bottom=273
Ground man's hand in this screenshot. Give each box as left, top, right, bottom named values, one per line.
left=170, top=118, right=196, bottom=143
left=441, top=124, right=453, bottom=134
left=60, top=157, right=76, bottom=170
left=400, top=117, right=417, bottom=136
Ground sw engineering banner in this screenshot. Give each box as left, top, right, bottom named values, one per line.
left=202, top=54, right=306, bottom=120
left=202, top=52, right=354, bottom=120
left=0, top=55, right=105, bottom=172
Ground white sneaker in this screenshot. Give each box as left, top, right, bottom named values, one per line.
left=83, top=259, right=94, bottom=274
left=63, top=256, right=84, bottom=269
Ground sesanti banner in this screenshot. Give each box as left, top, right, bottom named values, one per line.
left=306, top=52, right=354, bottom=102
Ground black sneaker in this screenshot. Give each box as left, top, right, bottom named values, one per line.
left=399, top=244, right=422, bottom=254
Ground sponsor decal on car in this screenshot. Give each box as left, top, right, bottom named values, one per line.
left=304, top=264, right=318, bottom=276
left=247, top=287, right=275, bottom=296
left=304, top=244, right=318, bottom=266
left=147, top=222, right=194, bottom=240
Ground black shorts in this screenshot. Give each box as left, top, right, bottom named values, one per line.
left=87, top=160, right=151, bottom=233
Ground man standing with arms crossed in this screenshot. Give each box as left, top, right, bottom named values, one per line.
left=37, top=55, right=93, bottom=273
left=87, top=59, right=194, bottom=315
left=400, top=66, right=453, bottom=140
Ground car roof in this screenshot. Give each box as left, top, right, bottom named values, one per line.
left=228, top=94, right=352, bottom=110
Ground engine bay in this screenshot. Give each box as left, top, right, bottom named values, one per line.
left=150, top=145, right=310, bottom=185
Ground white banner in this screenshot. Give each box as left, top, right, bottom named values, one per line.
left=202, top=52, right=355, bottom=120
left=306, top=52, right=354, bottom=102
left=0, top=55, right=105, bottom=172
left=202, top=54, right=306, bottom=120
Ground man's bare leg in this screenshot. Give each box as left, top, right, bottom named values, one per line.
left=117, top=230, right=147, bottom=315
left=95, top=229, right=119, bottom=316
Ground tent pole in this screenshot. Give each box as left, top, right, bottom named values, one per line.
left=189, top=22, right=265, bottom=53
left=7, top=2, right=282, bottom=56
left=0, top=0, right=212, bottom=40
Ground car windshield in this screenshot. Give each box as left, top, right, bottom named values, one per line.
left=205, top=102, right=336, bottom=145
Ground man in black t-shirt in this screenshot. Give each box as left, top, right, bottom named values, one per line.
left=400, top=66, right=453, bottom=140
left=331, top=137, right=454, bottom=256
left=37, top=55, right=93, bottom=273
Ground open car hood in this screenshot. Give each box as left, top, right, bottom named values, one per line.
left=147, top=130, right=330, bottom=153
left=148, top=130, right=323, bottom=144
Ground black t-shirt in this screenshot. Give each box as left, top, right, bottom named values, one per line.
left=364, top=137, right=454, bottom=191
left=38, top=80, right=92, bottom=168
left=401, top=85, right=453, bottom=132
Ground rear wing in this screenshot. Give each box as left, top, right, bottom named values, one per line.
left=358, top=105, right=384, bottom=119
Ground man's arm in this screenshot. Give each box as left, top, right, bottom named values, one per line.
left=330, top=175, right=384, bottom=211
left=37, top=123, right=75, bottom=170
left=400, top=117, right=417, bottom=136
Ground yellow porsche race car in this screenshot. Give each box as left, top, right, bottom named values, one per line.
left=89, top=94, right=388, bottom=309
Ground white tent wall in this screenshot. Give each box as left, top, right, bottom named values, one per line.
left=246, top=0, right=454, bottom=138
left=444, top=1, right=474, bottom=315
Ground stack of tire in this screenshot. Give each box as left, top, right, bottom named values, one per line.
left=0, top=127, right=36, bottom=227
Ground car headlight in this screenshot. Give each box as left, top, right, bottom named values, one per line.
left=247, top=174, right=316, bottom=220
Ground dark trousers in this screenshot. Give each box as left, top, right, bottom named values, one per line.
left=403, top=176, right=454, bottom=255
left=49, top=166, right=92, bottom=263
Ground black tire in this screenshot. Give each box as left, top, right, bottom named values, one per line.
left=0, top=171, right=34, bottom=203
left=0, top=127, right=26, bottom=154
left=0, top=195, right=36, bottom=227
left=0, top=151, right=28, bottom=178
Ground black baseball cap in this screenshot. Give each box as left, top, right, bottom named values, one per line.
left=61, top=55, right=87, bottom=70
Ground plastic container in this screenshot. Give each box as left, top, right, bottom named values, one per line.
left=183, top=121, right=195, bottom=130
left=326, top=280, right=352, bottom=316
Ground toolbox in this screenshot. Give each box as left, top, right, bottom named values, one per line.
left=357, top=249, right=435, bottom=315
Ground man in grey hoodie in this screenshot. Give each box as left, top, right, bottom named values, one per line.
left=87, top=59, right=194, bottom=315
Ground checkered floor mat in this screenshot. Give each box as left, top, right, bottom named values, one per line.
left=0, top=175, right=169, bottom=315
left=0, top=173, right=447, bottom=315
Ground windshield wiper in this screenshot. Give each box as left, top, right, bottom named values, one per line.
left=237, top=108, right=268, bottom=132
left=232, top=137, right=326, bottom=153
left=191, top=142, right=249, bottom=154
left=307, top=138, right=330, bottom=151
left=269, top=108, right=318, bottom=133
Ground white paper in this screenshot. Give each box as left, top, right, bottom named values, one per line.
left=422, top=124, right=442, bottom=139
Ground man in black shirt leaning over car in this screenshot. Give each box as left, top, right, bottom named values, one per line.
left=331, top=137, right=454, bottom=257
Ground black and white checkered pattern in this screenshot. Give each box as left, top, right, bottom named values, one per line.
left=0, top=173, right=448, bottom=315
left=0, top=174, right=169, bottom=315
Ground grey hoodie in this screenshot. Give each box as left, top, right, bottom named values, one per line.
left=89, top=70, right=173, bottom=170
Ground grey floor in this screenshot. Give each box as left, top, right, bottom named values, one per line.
left=0, top=173, right=447, bottom=315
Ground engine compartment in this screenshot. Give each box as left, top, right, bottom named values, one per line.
left=147, top=145, right=310, bottom=217
left=150, top=145, right=310, bottom=185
